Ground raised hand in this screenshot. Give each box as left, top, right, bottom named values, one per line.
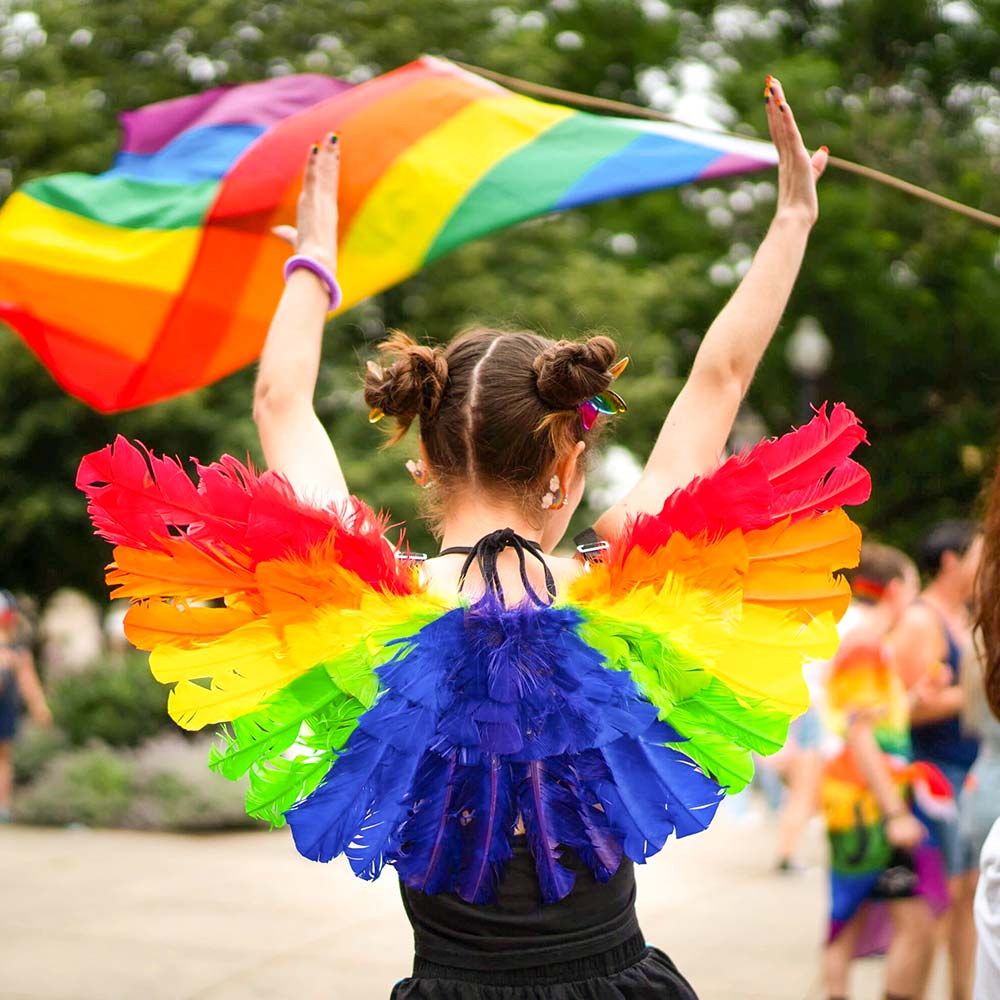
left=273, top=132, right=341, bottom=273
left=765, top=76, right=828, bottom=227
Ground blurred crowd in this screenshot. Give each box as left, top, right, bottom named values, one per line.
left=757, top=508, right=999, bottom=998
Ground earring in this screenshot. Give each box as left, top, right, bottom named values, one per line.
left=406, top=458, right=431, bottom=489
left=540, top=475, right=566, bottom=511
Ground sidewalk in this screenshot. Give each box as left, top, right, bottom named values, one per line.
left=1, top=804, right=948, bottom=999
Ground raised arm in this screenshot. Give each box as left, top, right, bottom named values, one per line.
left=596, top=77, right=828, bottom=536
left=253, top=134, right=349, bottom=506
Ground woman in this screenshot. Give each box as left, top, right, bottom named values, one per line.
left=972, top=457, right=1000, bottom=999
left=79, top=78, right=860, bottom=998
left=820, top=544, right=950, bottom=1000
left=0, top=590, right=51, bottom=822
left=894, top=520, right=983, bottom=1000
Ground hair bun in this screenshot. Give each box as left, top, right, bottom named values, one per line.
left=532, top=335, right=617, bottom=409
left=363, top=331, right=448, bottom=437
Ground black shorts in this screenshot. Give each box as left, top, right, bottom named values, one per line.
left=870, top=848, right=919, bottom=900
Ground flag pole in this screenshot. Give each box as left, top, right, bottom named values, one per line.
left=452, top=60, right=1000, bottom=231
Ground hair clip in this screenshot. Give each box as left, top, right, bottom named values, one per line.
left=608, top=356, right=630, bottom=379
left=395, top=549, right=428, bottom=564
left=578, top=356, right=629, bottom=431
left=366, top=360, right=386, bottom=422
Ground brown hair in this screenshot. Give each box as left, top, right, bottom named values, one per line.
left=976, top=458, right=1000, bottom=721
left=363, top=327, right=618, bottom=525
left=846, top=542, right=916, bottom=605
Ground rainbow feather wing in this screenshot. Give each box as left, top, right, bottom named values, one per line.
left=77, top=437, right=441, bottom=823
left=567, top=403, right=869, bottom=794
left=78, top=405, right=867, bottom=904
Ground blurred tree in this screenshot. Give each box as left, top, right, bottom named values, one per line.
left=1, top=0, right=998, bottom=597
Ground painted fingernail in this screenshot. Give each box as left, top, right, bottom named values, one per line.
left=820, top=145, right=829, bottom=153
left=329, top=132, right=338, bottom=144
left=311, top=143, right=319, bottom=154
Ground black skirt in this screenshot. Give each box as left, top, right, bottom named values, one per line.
left=391, top=837, right=698, bottom=1000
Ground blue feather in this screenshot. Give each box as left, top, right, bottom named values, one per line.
left=393, top=751, right=465, bottom=895
left=516, top=759, right=578, bottom=902
left=600, top=723, right=724, bottom=851
left=455, top=755, right=517, bottom=903
left=286, top=732, right=392, bottom=862
left=344, top=744, right=423, bottom=880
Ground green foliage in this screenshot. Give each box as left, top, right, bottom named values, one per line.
left=14, top=743, right=135, bottom=826
left=48, top=651, right=170, bottom=748
left=1, top=0, right=999, bottom=593
left=12, top=720, right=69, bottom=786
left=13, top=733, right=261, bottom=830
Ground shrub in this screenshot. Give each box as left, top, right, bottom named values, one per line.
left=12, top=722, right=70, bottom=786
left=128, top=733, right=257, bottom=831
left=48, top=650, right=170, bottom=748
left=14, top=744, right=134, bottom=826
left=13, top=734, right=261, bottom=831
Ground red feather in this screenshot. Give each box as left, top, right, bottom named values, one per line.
left=613, top=404, right=869, bottom=557
left=748, top=403, right=868, bottom=491
left=78, top=438, right=412, bottom=595
left=772, top=459, right=872, bottom=522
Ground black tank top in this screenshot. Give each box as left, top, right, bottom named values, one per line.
left=399, top=837, right=642, bottom=971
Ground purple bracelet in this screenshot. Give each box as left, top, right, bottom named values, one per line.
left=283, top=254, right=343, bottom=312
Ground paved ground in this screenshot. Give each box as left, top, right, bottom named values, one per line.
left=1, top=803, right=950, bottom=1000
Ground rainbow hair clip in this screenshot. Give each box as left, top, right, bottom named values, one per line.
left=579, top=356, right=629, bottom=431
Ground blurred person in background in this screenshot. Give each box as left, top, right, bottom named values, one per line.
left=0, top=589, right=52, bottom=822
left=970, top=457, right=1000, bottom=1000
left=771, top=687, right=825, bottom=873
left=821, top=544, right=952, bottom=1000
left=894, top=521, right=983, bottom=1000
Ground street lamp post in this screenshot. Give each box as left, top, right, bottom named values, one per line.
left=785, top=316, right=832, bottom=422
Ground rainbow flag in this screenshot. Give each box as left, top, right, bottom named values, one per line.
left=0, top=57, right=777, bottom=412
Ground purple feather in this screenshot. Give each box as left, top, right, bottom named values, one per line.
left=516, top=759, right=578, bottom=902
left=393, top=751, right=464, bottom=895
left=455, top=755, right=517, bottom=903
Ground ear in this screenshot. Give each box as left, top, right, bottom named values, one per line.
left=555, top=440, right=586, bottom=487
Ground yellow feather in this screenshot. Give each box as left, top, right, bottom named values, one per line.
left=150, top=618, right=283, bottom=685
left=283, top=592, right=448, bottom=701
left=744, top=511, right=860, bottom=622
left=579, top=573, right=833, bottom=716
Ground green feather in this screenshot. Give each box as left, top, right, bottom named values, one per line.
left=209, top=611, right=435, bottom=827
left=579, top=610, right=791, bottom=794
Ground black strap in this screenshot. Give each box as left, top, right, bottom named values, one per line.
left=440, top=528, right=556, bottom=607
